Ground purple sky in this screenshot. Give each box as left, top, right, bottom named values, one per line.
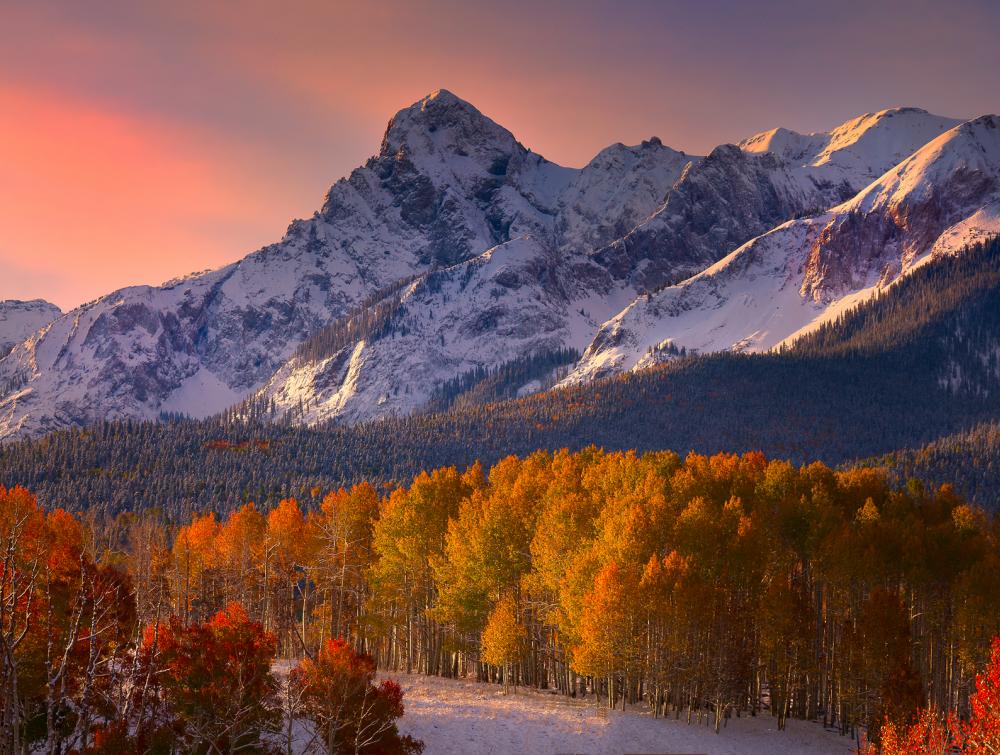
left=2, top=0, right=998, bottom=309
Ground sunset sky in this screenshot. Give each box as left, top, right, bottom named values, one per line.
left=2, top=0, right=999, bottom=310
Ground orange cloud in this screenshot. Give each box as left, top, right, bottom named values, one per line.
left=0, top=81, right=321, bottom=309
left=1, top=0, right=996, bottom=313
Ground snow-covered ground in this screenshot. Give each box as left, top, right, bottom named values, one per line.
left=385, top=673, right=854, bottom=755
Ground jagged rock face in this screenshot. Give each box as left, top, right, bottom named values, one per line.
left=0, top=93, right=990, bottom=439
left=0, top=91, right=700, bottom=438
left=801, top=116, right=1000, bottom=302
left=0, top=300, right=60, bottom=357
left=322, top=90, right=564, bottom=268
left=591, top=109, right=962, bottom=296
left=592, top=145, right=855, bottom=292
left=568, top=116, right=1000, bottom=383
left=556, top=138, right=697, bottom=254
left=254, top=236, right=604, bottom=425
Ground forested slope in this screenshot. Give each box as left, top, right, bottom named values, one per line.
left=1, top=237, right=999, bottom=517
left=870, top=421, right=1000, bottom=507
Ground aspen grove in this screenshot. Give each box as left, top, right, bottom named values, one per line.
left=3, top=447, right=1000, bottom=751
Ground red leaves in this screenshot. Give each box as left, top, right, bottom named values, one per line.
left=960, top=635, right=1000, bottom=753
left=874, top=707, right=951, bottom=754
left=375, top=679, right=406, bottom=721
left=155, top=602, right=278, bottom=712
left=290, top=639, right=423, bottom=755
left=865, top=636, right=1000, bottom=753
left=146, top=603, right=280, bottom=753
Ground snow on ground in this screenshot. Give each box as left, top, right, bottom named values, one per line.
left=385, top=673, right=855, bottom=755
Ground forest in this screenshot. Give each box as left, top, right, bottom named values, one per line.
left=5, top=234, right=1000, bottom=516
left=3, top=447, right=1000, bottom=752
left=869, top=421, right=1000, bottom=505
left=0, top=482, right=422, bottom=755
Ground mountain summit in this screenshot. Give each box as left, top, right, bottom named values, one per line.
left=567, top=113, right=1000, bottom=382
left=0, top=95, right=995, bottom=439
left=740, top=107, right=961, bottom=183
left=379, top=89, right=521, bottom=161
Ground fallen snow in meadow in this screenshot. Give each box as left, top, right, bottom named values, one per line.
left=384, top=673, right=855, bottom=755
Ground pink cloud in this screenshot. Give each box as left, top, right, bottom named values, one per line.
left=0, top=0, right=996, bottom=311
left=0, top=81, right=322, bottom=309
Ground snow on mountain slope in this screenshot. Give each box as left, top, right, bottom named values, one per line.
left=0, top=90, right=701, bottom=439
left=252, top=107, right=978, bottom=429
left=741, top=107, right=961, bottom=186
left=253, top=236, right=627, bottom=426
left=0, top=95, right=981, bottom=438
left=593, top=108, right=962, bottom=295
left=568, top=115, right=1000, bottom=381
left=556, top=138, right=696, bottom=253
left=590, top=144, right=850, bottom=293
left=0, top=300, right=60, bottom=357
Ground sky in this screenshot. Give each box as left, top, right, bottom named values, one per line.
left=1, top=0, right=998, bottom=310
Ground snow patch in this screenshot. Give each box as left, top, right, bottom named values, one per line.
left=160, top=368, right=245, bottom=419
left=386, top=673, right=854, bottom=755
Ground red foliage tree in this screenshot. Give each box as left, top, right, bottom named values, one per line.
left=957, top=635, right=1000, bottom=753
left=874, top=708, right=946, bottom=754
left=864, top=635, right=1000, bottom=753
left=290, top=639, right=423, bottom=755
left=147, top=603, right=280, bottom=754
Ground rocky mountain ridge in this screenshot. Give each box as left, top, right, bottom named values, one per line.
left=567, top=115, right=1000, bottom=382
left=0, top=299, right=61, bottom=358
left=0, top=92, right=993, bottom=437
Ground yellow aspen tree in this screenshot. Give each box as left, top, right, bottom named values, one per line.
left=481, top=594, right=526, bottom=695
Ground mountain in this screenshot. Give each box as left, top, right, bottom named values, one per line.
left=4, top=233, right=1000, bottom=516
left=568, top=115, right=1000, bottom=381
left=250, top=107, right=975, bottom=428
left=251, top=236, right=610, bottom=425
left=592, top=108, right=961, bottom=293
left=0, top=299, right=60, bottom=357
left=0, top=90, right=694, bottom=438
left=0, top=94, right=985, bottom=438
left=739, top=106, right=961, bottom=186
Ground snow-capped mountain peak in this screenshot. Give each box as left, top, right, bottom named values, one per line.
left=811, top=107, right=963, bottom=181
left=846, top=114, right=1000, bottom=215
left=567, top=114, right=1000, bottom=383
left=740, top=107, right=962, bottom=185
left=2, top=98, right=992, bottom=439
left=0, top=91, right=693, bottom=438
left=739, top=126, right=824, bottom=162
left=0, top=300, right=61, bottom=357
left=379, top=89, right=522, bottom=168
left=556, top=137, right=696, bottom=254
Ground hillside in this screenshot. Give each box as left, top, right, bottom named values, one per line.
left=1, top=95, right=987, bottom=439
left=868, top=422, right=1000, bottom=507
left=2, top=235, right=999, bottom=516
left=569, top=116, right=1000, bottom=381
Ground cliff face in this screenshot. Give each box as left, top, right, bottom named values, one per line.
left=0, top=300, right=61, bottom=358
left=2, top=93, right=992, bottom=438
left=568, top=116, right=1000, bottom=383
